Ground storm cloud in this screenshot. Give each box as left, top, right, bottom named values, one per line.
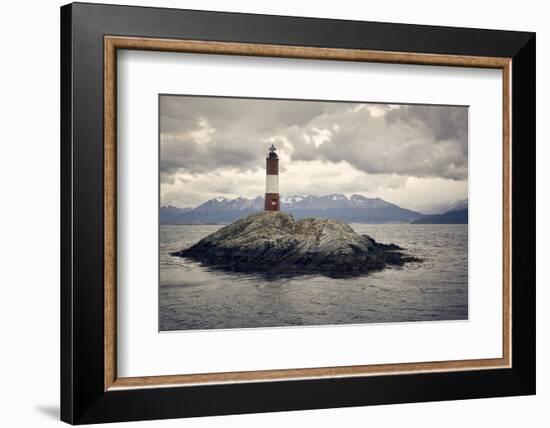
left=160, top=95, right=468, bottom=213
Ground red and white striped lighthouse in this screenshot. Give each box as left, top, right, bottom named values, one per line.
left=264, top=144, right=280, bottom=211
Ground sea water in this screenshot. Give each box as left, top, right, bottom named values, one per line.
left=159, top=224, right=467, bottom=331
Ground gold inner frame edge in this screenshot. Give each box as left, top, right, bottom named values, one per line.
left=104, top=35, right=512, bottom=391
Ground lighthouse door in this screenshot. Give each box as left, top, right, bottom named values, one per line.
left=271, top=199, right=278, bottom=210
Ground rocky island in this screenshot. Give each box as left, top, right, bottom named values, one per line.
left=172, top=212, right=420, bottom=275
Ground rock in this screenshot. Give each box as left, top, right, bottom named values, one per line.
left=172, top=212, right=420, bottom=275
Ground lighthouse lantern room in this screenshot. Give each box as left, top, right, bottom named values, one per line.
left=264, top=144, right=280, bottom=211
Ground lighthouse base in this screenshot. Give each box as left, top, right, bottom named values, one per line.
left=264, top=193, right=280, bottom=211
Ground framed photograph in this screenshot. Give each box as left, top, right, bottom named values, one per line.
left=61, top=2, right=535, bottom=424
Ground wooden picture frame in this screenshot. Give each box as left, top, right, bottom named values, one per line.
left=61, top=2, right=535, bottom=424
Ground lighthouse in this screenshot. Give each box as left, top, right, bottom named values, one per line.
left=264, top=144, right=280, bottom=211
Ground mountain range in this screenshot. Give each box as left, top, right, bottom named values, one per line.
left=161, top=194, right=427, bottom=224
left=161, top=195, right=468, bottom=225
left=412, top=199, right=468, bottom=224
left=159, top=205, right=193, bottom=224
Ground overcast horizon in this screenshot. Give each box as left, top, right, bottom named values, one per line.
left=160, top=95, right=468, bottom=214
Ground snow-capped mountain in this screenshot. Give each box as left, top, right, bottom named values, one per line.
left=447, top=199, right=468, bottom=212
left=159, top=205, right=193, bottom=224
left=412, top=199, right=468, bottom=224
left=281, top=193, right=397, bottom=210
left=193, top=196, right=263, bottom=213
left=160, top=194, right=423, bottom=224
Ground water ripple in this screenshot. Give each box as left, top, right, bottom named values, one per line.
left=159, top=224, right=468, bottom=331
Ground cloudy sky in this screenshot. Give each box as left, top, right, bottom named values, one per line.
left=160, top=95, right=468, bottom=214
